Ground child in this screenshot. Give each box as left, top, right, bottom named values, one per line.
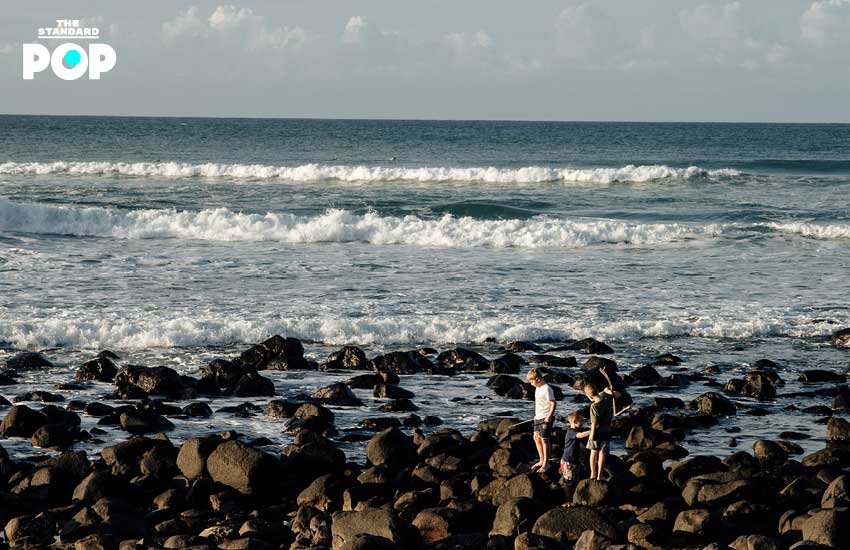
left=560, top=411, right=588, bottom=501
left=583, top=381, right=614, bottom=480
left=527, top=367, right=556, bottom=472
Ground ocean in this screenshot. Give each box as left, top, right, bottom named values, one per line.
left=1, top=116, right=848, bottom=460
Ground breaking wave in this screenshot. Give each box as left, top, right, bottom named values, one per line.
left=0, top=161, right=740, bottom=184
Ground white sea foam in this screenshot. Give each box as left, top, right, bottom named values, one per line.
left=0, top=200, right=722, bottom=248
left=765, top=222, right=850, bottom=240
left=0, top=161, right=740, bottom=184
left=0, top=310, right=842, bottom=351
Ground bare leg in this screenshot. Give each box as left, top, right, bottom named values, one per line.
left=588, top=449, right=598, bottom=480
left=597, top=450, right=607, bottom=480
left=540, top=437, right=549, bottom=470
left=532, top=433, right=544, bottom=470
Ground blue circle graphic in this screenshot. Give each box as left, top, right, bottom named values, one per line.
left=64, top=49, right=81, bottom=67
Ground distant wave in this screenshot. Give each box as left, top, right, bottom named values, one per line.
left=0, top=200, right=722, bottom=248
left=765, top=222, right=850, bottom=240
left=0, top=309, right=844, bottom=350
left=0, top=161, right=740, bottom=184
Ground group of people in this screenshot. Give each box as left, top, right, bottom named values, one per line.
left=525, top=367, right=618, bottom=499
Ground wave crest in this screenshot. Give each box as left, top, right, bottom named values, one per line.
left=0, top=161, right=740, bottom=184
left=0, top=200, right=720, bottom=248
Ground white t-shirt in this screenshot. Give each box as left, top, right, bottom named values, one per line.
left=534, top=383, right=555, bottom=420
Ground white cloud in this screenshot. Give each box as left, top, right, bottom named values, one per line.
left=554, top=3, right=620, bottom=65
left=162, top=4, right=306, bottom=52
left=445, top=31, right=493, bottom=56
left=801, top=0, right=850, bottom=45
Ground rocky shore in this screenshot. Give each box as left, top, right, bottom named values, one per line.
left=0, top=329, right=849, bottom=550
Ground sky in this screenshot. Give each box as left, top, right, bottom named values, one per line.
left=1, top=0, right=849, bottom=122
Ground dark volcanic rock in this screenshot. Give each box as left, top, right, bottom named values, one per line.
left=531, top=506, right=619, bottom=543
left=116, top=365, right=184, bottom=395
left=379, top=399, right=418, bottom=412
left=799, top=369, right=845, bottom=383
left=76, top=355, right=119, bottom=382
left=369, top=351, right=435, bottom=374
left=14, top=390, right=64, bottom=403
left=826, top=416, right=850, bottom=443
left=324, top=345, right=368, bottom=370
left=286, top=403, right=335, bottom=432
left=366, top=427, right=417, bottom=469
left=0, top=404, right=49, bottom=437
left=312, top=382, right=363, bottom=406
left=234, top=372, right=275, bottom=397
left=119, top=410, right=175, bottom=434
left=437, top=348, right=489, bottom=371
left=689, top=392, right=737, bottom=416
left=200, top=358, right=245, bottom=388
left=206, top=440, right=282, bottom=497
left=489, top=353, right=524, bottom=374
left=831, top=327, right=850, bottom=347
left=331, top=508, right=422, bottom=549
left=31, top=423, right=77, bottom=449
left=5, top=351, right=53, bottom=370
left=487, top=374, right=524, bottom=397
left=373, top=383, right=415, bottom=400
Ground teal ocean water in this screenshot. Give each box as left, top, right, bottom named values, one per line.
left=0, top=116, right=848, bottom=458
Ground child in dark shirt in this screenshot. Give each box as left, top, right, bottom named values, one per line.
left=559, top=411, right=589, bottom=501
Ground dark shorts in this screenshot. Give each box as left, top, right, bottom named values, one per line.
left=588, top=436, right=610, bottom=452
left=533, top=419, right=552, bottom=439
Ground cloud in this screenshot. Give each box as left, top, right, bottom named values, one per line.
left=445, top=31, right=493, bottom=56
left=162, top=4, right=306, bottom=52
left=801, top=0, right=850, bottom=46
left=554, top=3, right=624, bottom=66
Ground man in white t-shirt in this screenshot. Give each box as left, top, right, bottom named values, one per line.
left=527, top=367, right=556, bottom=472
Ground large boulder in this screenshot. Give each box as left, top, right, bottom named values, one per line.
left=287, top=403, right=335, bottom=432
left=672, top=509, right=716, bottom=539
left=412, top=507, right=462, bottom=542
left=490, top=497, right=540, bottom=537
left=76, top=354, right=119, bottom=382
left=115, top=365, right=184, bottom=395
left=324, top=346, right=368, bottom=370
left=176, top=436, right=222, bottom=480
left=199, top=358, right=244, bottom=389
left=331, top=508, right=422, bottom=550
left=312, top=383, right=363, bottom=406
left=4, top=512, right=57, bottom=546
left=822, top=475, right=850, bottom=508
left=531, top=506, right=619, bottom=544
left=206, top=440, right=282, bottom=497
left=234, top=372, right=275, bottom=397
left=801, top=508, right=850, bottom=547
left=827, top=416, right=850, bottom=443
left=297, top=474, right=348, bottom=513
left=436, top=348, right=489, bottom=371
left=689, top=392, right=737, bottom=416
left=369, top=351, right=435, bottom=374
left=366, top=428, right=417, bottom=469
left=572, top=479, right=613, bottom=507
left=119, top=410, right=174, bottom=434
left=0, top=404, right=49, bottom=437
left=5, top=352, right=53, bottom=370
left=487, top=375, right=524, bottom=397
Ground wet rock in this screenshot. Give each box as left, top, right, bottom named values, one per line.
left=14, top=390, right=64, bottom=403
left=650, top=353, right=684, bottom=366
left=799, top=370, right=845, bottom=383
left=286, top=402, right=335, bottom=433
left=282, top=431, right=346, bottom=478
left=373, top=383, right=415, bottom=400
left=233, top=372, right=275, bottom=397
left=724, top=373, right=776, bottom=400
left=531, top=506, right=619, bottom=543
left=653, top=397, right=685, bottom=409
left=312, top=383, right=364, bottom=406
left=72, top=470, right=114, bottom=502
left=626, top=425, right=674, bottom=450
left=206, top=440, right=282, bottom=497
left=369, top=351, right=435, bottom=375
left=324, top=346, right=368, bottom=370
left=412, top=507, right=462, bottom=542
left=116, top=365, right=184, bottom=396
left=0, top=373, right=15, bottom=386
left=753, top=439, right=788, bottom=466
left=506, top=341, right=544, bottom=353
left=729, top=534, right=782, bottom=550
left=831, top=327, right=850, bottom=347
left=489, top=354, right=524, bottom=374
left=31, top=423, right=78, bottom=449
left=83, top=402, right=114, bottom=417
left=76, top=356, right=119, bottom=382
left=182, top=402, right=213, bottom=417
left=263, top=399, right=302, bottom=419
left=557, top=338, right=614, bottom=355
left=347, top=371, right=400, bottom=389
left=199, top=359, right=245, bottom=389
left=689, top=392, right=737, bottom=416
left=629, top=366, right=662, bottom=385
left=529, top=355, right=578, bottom=368
left=366, top=427, right=417, bottom=469
left=486, top=375, right=524, bottom=397
left=358, top=417, right=402, bottom=431
left=119, top=410, right=175, bottom=434
left=437, top=348, right=489, bottom=371
left=331, top=508, right=422, bottom=550
left=669, top=456, right=727, bottom=488
left=5, top=351, right=53, bottom=370
left=379, top=399, right=418, bottom=412
left=827, top=416, right=850, bottom=443
left=0, top=404, right=49, bottom=437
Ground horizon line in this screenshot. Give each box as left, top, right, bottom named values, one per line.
left=1, top=113, right=850, bottom=125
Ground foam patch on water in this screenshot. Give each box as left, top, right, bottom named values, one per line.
left=0, top=161, right=740, bottom=184
left=0, top=200, right=722, bottom=248
left=766, top=222, right=850, bottom=240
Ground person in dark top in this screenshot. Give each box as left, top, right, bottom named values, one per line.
left=584, top=381, right=614, bottom=480
left=559, top=411, right=589, bottom=501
